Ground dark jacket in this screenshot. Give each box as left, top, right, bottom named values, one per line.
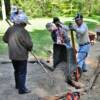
left=51, top=27, right=70, bottom=44
left=3, top=24, right=33, bottom=60
left=51, top=30, right=57, bottom=43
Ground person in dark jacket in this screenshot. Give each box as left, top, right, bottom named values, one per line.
left=52, top=17, right=71, bottom=48
left=3, top=12, right=33, bottom=94
left=46, top=22, right=71, bottom=47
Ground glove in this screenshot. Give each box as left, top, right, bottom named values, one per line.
left=56, top=23, right=62, bottom=27
left=69, top=23, right=76, bottom=31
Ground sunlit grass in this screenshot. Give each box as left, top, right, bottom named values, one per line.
left=0, top=20, right=98, bottom=57
left=0, top=37, right=8, bottom=54
left=30, top=29, right=52, bottom=58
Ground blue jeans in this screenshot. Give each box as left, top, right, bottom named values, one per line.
left=65, top=41, right=72, bottom=48
left=12, top=60, right=27, bottom=91
left=77, top=44, right=91, bottom=71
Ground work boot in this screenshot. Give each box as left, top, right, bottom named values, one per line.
left=83, top=69, right=87, bottom=72
left=19, top=89, right=31, bottom=94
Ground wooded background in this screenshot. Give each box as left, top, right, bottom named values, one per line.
left=0, top=0, right=100, bottom=19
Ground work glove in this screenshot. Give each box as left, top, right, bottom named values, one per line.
left=56, top=22, right=62, bottom=27
left=68, top=23, right=76, bottom=31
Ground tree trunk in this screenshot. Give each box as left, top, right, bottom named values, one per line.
left=4, top=0, right=11, bottom=18
left=1, top=0, right=6, bottom=20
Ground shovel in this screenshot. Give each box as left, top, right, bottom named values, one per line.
left=69, top=23, right=81, bottom=81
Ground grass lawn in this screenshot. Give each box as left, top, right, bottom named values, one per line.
left=86, top=21, right=97, bottom=30
left=0, top=29, right=52, bottom=58
left=0, top=36, right=8, bottom=54
left=0, top=19, right=99, bottom=57
left=65, top=21, right=97, bottom=30
left=30, top=29, right=52, bottom=58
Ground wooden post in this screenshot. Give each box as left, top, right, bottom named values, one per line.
left=1, top=0, right=6, bottom=20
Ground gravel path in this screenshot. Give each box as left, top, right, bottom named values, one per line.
left=0, top=59, right=69, bottom=100
left=0, top=41, right=100, bottom=100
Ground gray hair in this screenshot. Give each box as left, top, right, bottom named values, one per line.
left=46, top=22, right=57, bottom=32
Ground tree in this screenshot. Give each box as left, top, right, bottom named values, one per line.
left=1, top=0, right=6, bottom=20
left=8, top=0, right=100, bottom=18
left=4, top=0, right=11, bottom=18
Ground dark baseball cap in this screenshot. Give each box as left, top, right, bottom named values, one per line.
left=53, top=17, right=60, bottom=23
left=74, top=14, right=83, bottom=21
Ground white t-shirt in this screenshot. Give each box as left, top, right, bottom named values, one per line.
left=74, top=23, right=90, bottom=44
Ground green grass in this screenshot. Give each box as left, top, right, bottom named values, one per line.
left=0, top=20, right=98, bottom=57
left=91, top=15, right=100, bottom=22
left=0, top=37, right=8, bottom=54
left=64, top=21, right=97, bottom=30
left=30, top=29, right=52, bottom=58
left=85, top=21, right=97, bottom=30
left=0, top=30, right=52, bottom=57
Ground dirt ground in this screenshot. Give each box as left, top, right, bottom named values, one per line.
left=79, top=41, right=100, bottom=100
left=0, top=41, right=100, bottom=100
